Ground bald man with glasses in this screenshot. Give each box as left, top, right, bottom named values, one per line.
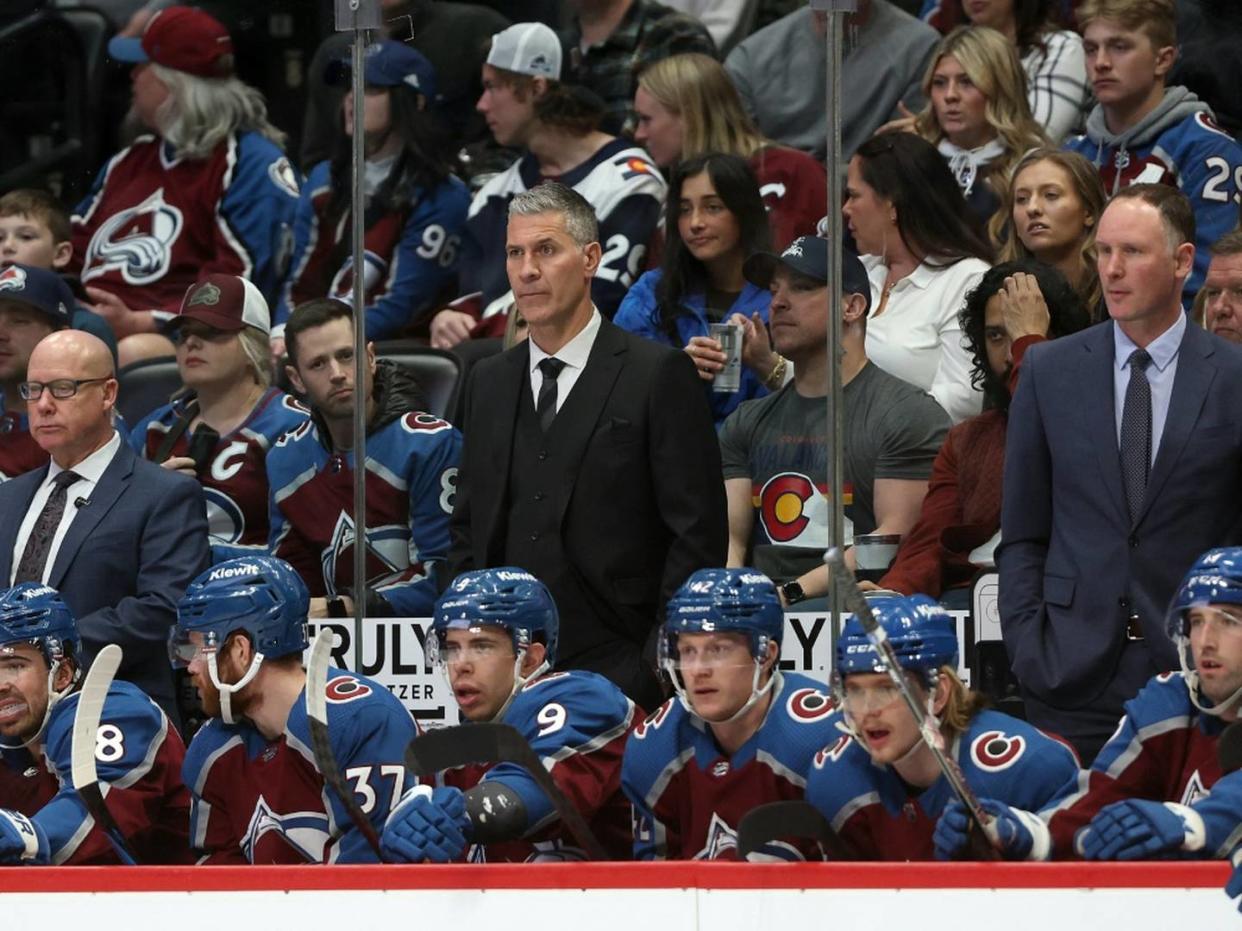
left=0, top=330, right=207, bottom=729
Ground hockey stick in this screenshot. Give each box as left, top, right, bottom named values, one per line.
left=824, top=546, right=1003, bottom=854
left=404, top=722, right=609, bottom=860
left=305, top=629, right=384, bottom=859
left=70, top=643, right=138, bottom=865
left=737, top=800, right=859, bottom=861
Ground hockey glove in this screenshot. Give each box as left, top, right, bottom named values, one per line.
left=381, top=785, right=471, bottom=864
left=0, top=809, right=49, bottom=864
left=933, top=798, right=1049, bottom=861
left=1078, top=799, right=1206, bottom=860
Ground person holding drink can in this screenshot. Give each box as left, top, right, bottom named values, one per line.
left=614, top=153, right=782, bottom=426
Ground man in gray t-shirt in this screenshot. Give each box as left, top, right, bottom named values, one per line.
left=720, top=236, right=948, bottom=606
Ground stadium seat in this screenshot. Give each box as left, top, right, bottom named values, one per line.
left=116, top=355, right=180, bottom=426
left=374, top=342, right=461, bottom=421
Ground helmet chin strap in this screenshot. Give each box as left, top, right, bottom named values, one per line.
left=486, top=648, right=550, bottom=725
left=0, top=659, right=75, bottom=752
left=208, top=650, right=266, bottom=726
left=1180, top=641, right=1242, bottom=718
left=676, top=659, right=779, bottom=727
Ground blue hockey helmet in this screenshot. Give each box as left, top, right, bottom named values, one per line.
left=432, top=568, right=559, bottom=664
left=1166, top=547, right=1242, bottom=639
left=662, top=568, right=784, bottom=660
left=170, top=556, right=309, bottom=668
left=835, top=594, right=958, bottom=683
left=0, top=583, right=78, bottom=666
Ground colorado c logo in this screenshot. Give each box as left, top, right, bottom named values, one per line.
left=324, top=675, right=373, bottom=704
left=970, top=731, right=1026, bottom=772
left=756, top=473, right=850, bottom=547
left=786, top=688, right=836, bottom=723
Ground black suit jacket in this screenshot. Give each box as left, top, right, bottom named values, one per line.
left=449, top=317, right=728, bottom=660
left=0, top=441, right=209, bottom=725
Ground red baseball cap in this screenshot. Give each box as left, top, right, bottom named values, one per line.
left=108, top=6, right=234, bottom=79
left=171, top=275, right=270, bottom=334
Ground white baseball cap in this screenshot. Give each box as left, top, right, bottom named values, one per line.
left=486, top=22, right=562, bottom=81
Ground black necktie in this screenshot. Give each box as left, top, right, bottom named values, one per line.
left=536, top=358, right=567, bottom=433
left=1120, top=348, right=1153, bottom=524
left=15, top=470, right=81, bottom=583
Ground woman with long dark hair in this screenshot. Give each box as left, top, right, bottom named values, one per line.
left=614, top=152, right=778, bottom=425
left=277, top=40, right=470, bottom=349
left=843, top=132, right=993, bottom=423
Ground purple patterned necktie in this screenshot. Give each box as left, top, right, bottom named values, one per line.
left=14, top=470, right=81, bottom=583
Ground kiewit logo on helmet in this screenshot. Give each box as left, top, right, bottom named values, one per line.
left=495, top=570, right=535, bottom=582
left=19, top=585, right=55, bottom=599
left=208, top=564, right=256, bottom=582
left=737, top=573, right=767, bottom=586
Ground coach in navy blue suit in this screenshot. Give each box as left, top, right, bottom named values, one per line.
left=0, top=330, right=207, bottom=728
left=999, top=185, right=1242, bottom=764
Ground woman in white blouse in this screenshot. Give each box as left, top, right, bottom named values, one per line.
left=843, top=132, right=994, bottom=424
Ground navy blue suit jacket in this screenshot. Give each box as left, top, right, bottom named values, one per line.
left=0, top=441, right=209, bottom=726
left=998, top=320, right=1242, bottom=709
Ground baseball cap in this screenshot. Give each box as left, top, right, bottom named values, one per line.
left=170, top=275, right=270, bottom=335
left=743, top=236, right=872, bottom=311
left=325, top=39, right=439, bottom=102
left=108, top=6, right=234, bottom=79
left=486, top=22, right=562, bottom=81
left=0, top=264, right=73, bottom=327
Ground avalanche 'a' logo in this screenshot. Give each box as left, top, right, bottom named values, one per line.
left=813, top=733, right=852, bottom=768
left=694, top=812, right=739, bottom=860
left=329, top=249, right=387, bottom=303
left=82, top=188, right=184, bottom=286
left=0, top=265, right=28, bottom=292
left=970, top=731, right=1026, bottom=772
left=321, top=511, right=406, bottom=597
left=755, top=472, right=851, bottom=546
left=632, top=701, right=673, bottom=740
left=1180, top=770, right=1208, bottom=806
left=241, top=795, right=330, bottom=864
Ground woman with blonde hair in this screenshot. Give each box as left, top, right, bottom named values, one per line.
left=633, top=52, right=826, bottom=248
left=999, top=147, right=1106, bottom=317
left=888, top=26, right=1049, bottom=239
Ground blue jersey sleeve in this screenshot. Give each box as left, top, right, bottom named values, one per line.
left=364, top=178, right=470, bottom=340
left=40, top=683, right=172, bottom=864
left=218, top=133, right=301, bottom=305
left=1174, top=117, right=1242, bottom=297
left=612, top=270, right=669, bottom=345
left=620, top=699, right=685, bottom=860
left=487, top=671, right=635, bottom=834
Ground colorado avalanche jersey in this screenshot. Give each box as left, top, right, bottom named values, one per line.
left=462, top=139, right=665, bottom=322
left=806, top=709, right=1079, bottom=860
left=0, top=680, right=190, bottom=864
left=1044, top=672, right=1242, bottom=858
left=277, top=160, right=470, bottom=339
left=129, top=388, right=310, bottom=547
left=0, top=403, right=46, bottom=482
left=183, top=667, right=415, bottom=864
left=70, top=132, right=300, bottom=313
left=750, top=147, right=828, bottom=250
left=434, top=669, right=637, bottom=861
left=1065, top=109, right=1242, bottom=298
left=622, top=672, right=839, bottom=860
left=263, top=412, right=461, bottom=615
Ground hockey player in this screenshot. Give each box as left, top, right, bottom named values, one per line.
left=380, top=568, right=637, bottom=862
left=130, top=275, right=310, bottom=550
left=429, top=22, right=666, bottom=348
left=172, top=555, right=415, bottom=864
left=0, top=583, right=190, bottom=864
left=262, top=299, right=461, bottom=617
left=809, top=593, right=1079, bottom=861
left=1064, top=0, right=1242, bottom=300
left=939, top=547, right=1242, bottom=861
left=621, top=568, right=838, bottom=860
left=72, top=6, right=300, bottom=365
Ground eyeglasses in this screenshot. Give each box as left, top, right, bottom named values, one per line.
left=19, top=377, right=111, bottom=401
left=170, top=325, right=234, bottom=345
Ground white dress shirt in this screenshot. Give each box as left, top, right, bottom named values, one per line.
left=527, top=308, right=603, bottom=415
left=1112, top=312, right=1185, bottom=464
left=11, top=431, right=121, bottom=585
left=862, top=254, right=989, bottom=425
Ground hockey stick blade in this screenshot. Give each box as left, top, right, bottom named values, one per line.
left=824, top=547, right=1003, bottom=856
left=737, top=800, right=858, bottom=861
left=70, top=643, right=138, bottom=865
left=404, top=722, right=609, bottom=860
left=305, top=629, right=383, bottom=860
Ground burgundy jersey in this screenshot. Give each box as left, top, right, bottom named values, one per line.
left=129, top=388, right=310, bottom=547
left=750, top=146, right=828, bottom=250
left=0, top=408, right=47, bottom=482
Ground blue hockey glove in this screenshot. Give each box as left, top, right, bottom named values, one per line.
left=381, top=785, right=471, bottom=864
left=0, top=808, right=49, bottom=864
left=1078, top=799, right=1205, bottom=860
left=933, top=798, right=1048, bottom=861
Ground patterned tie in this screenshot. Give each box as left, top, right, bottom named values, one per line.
left=14, top=470, right=81, bottom=583
left=1120, top=349, right=1152, bottom=524
left=536, top=358, right=567, bottom=433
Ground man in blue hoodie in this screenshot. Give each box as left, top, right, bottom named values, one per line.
left=1064, top=0, right=1242, bottom=303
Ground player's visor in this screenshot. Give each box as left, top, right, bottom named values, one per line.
left=167, top=628, right=218, bottom=670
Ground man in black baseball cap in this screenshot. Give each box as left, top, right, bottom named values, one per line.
left=719, top=235, right=949, bottom=609
left=0, top=264, right=75, bottom=479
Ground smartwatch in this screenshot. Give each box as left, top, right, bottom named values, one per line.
left=780, top=580, right=805, bottom=606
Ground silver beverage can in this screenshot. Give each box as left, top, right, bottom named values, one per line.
left=709, top=321, right=742, bottom=393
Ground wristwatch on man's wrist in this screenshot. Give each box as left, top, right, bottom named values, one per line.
left=780, top=580, right=805, bottom=606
